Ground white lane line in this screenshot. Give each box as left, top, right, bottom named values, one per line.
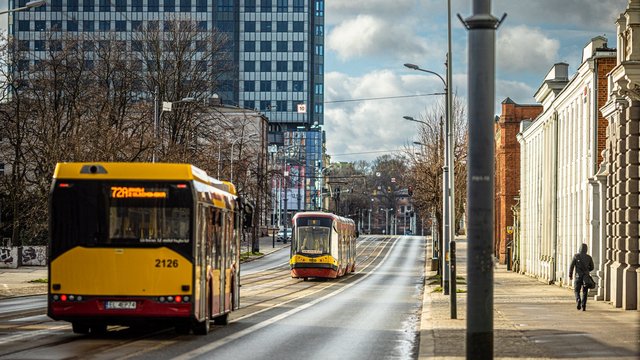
left=8, top=314, right=49, bottom=322
left=173, top=237, right=401, bottom=360
left=0, top=325, right=68, bottom=346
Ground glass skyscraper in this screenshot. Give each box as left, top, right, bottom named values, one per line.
left=9, top=0, right=324, bottom=140
left=8, top=0, right=325, bottom=210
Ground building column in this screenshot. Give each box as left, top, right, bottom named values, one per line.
left=609, top=102, right=639, bottom=310
left=591, top=165, right=607, bottom=300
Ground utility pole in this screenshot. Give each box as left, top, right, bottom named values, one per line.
left=464, top=1, right=501, bottom=359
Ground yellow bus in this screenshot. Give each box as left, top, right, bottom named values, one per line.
left=47, top=162, right=251, bottom=335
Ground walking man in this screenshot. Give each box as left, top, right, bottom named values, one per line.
left=569, top=243, right=594, bottom=311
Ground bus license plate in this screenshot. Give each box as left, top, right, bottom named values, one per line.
left=105, top=301, right=137, bottom=310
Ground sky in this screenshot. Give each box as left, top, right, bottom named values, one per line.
left=324, top=0, right=629, bottom=162
left=0, top=0, right=630, bottom=163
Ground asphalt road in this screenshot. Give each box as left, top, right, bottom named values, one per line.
left=0, top=235, right=426, bottom=360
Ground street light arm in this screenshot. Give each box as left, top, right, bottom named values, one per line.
left=0, top=0, right=46, bottom=14
left=404, top=63, right=447, bottom=89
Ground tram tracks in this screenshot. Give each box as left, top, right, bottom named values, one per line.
left=0, top=236, right=398, bottom=360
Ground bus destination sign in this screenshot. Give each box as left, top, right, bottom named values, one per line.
left=111, top=186, right=167, bottom=199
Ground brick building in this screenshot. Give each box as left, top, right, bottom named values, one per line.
left=494, top=98, right=542, bottom=265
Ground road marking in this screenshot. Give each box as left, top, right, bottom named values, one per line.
left=173, top=237, right=400, bottom=360
left=8, top=314, right=49, bottom=323
left=0, top=325, right=68, bottom=346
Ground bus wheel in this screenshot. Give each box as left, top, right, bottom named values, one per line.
left=213, top=313, right=229, bottom=325
left=193, top=291, right=211, bottom=335
left=72, top=322, right=90, bottom=334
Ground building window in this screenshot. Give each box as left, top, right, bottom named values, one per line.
left=148, top=0, right=159, bottom=11
left=315, top=84, right=323, bottom=95
left=18, top=20, right=30, bottom=31
left=292, top=41, right=304, bottom=52
left=260, top=61, right=272, bottom=72
left=292, top=61, right=303, bottom=72
left=18, top=40, right=29, bottom=51
left=99, top=0, right=110, bottom=11
left=261, top=21, right=272, bottom=32
left=198, top=21, right=207, bottom=31
left=315, top=103, right=323, bottom=113
left=245, top=21, right=256, bottom=32
left=132, top=0, right=143, bottom=11
left=99, top=20, right=110, bottom=31
left=260, top=81, right=271, bottom=91
left=196, top=0, right=207, bottom=11
left=180, top=0, right=191, bottom=12
left=244, top=100, right=256, bottom=109
left=83, top=20, right=94, bottom=32
left=244, top=61, right=255, bottom=72
left=67, top=20, right=78, bottom=31
left=115, top=0, right=126, bottom=11
left=260, top=101, right=271, bottom=111
left=315, top=44, right=323, bottom=56
left=164, top=0, right=175, bottom=12
left=51, top=20, right=63, bottom=31
left=293, top=21, right=304, bottom=32
left=260, top=0, right=272, bottom=12
left=34, top=40, right=45, bottom=51
left=276, top=0, right=287, bottom=12
left=132, top=21, right=143, bottom=31
left=244, top=41, right=255, bottom=52
left=68, top=0, right=79, bottom=11
left=244, top=81, right=255, bottom=92
left=276, top=61, right=287, bottom=72
left=35, top=20, right=46, bottom=31
left=276, top=80, right=287, bottom=91
left=51, top=0, right=62, bottom=11
left=115, top=21, right=126, bottom=31
left=315, top=0, right=324, bottom=16
left=261, top=41, right=272, bottom=52
left=83, top=0, right=94, bottom=11
left=293, top=0, right=303, bottom=12
left=217, top=0, right=233, bottom=11
left=276, top=21, right=287, bottom=32
left=245, top=0, right=256, bottom=12
left=293, top=81, right=303, bottom=92
left=276, top=100, right=288, bottom=112
left=315, top=63, right=323, bottom=75
left=276, top=41, right=287, bottom=52
left=315, top=25, right=323, bottom=36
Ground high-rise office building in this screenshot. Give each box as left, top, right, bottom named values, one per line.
left=8, top=0, right=325, bottom=210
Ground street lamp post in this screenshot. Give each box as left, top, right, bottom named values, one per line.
left=152, top=92, right=195, bottom=162
left=403, top=63, right=452, bottom=296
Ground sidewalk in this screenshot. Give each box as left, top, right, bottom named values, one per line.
left=419, top=237, right=640, bottom=359
left=0, top=236, right=289, bottom=299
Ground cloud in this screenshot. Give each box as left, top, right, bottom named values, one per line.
left=497, top=25, right=561, bottom=75
left=325, top=0, right=417, bottom=25
left=327, top=15, right=429, bottom=62
left=495, top=0, right=628, bottom=31
left=325, top=70, right=446, bottom=162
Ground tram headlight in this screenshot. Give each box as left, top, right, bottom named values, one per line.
left=53, top=295, right=59, bottom=301
left=167, top=296, right=174, bottom=302
left=183, top=296, right=190, bottom=302
left=69, top=295, right=75, bottom=301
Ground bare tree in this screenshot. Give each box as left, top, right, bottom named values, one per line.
left=407, top=96, right=468, bottom=241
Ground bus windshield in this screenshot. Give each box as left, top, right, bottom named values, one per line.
left=50, top=181, right=192, bottom=259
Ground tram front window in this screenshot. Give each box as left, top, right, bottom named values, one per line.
left=296, top=226, right=330, bottom=255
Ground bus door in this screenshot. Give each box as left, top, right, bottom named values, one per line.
left=211, top=208, right=223, bottom=317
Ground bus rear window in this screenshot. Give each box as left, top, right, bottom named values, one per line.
left=109, top=207, right=190, bottom=244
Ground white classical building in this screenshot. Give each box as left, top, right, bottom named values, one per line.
left=598, top=0, right=640, bottom=311
left=518, top=37, right=616, bottom=287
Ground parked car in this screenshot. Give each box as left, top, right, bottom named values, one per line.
left=277, top=228, right=292, bottom=241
